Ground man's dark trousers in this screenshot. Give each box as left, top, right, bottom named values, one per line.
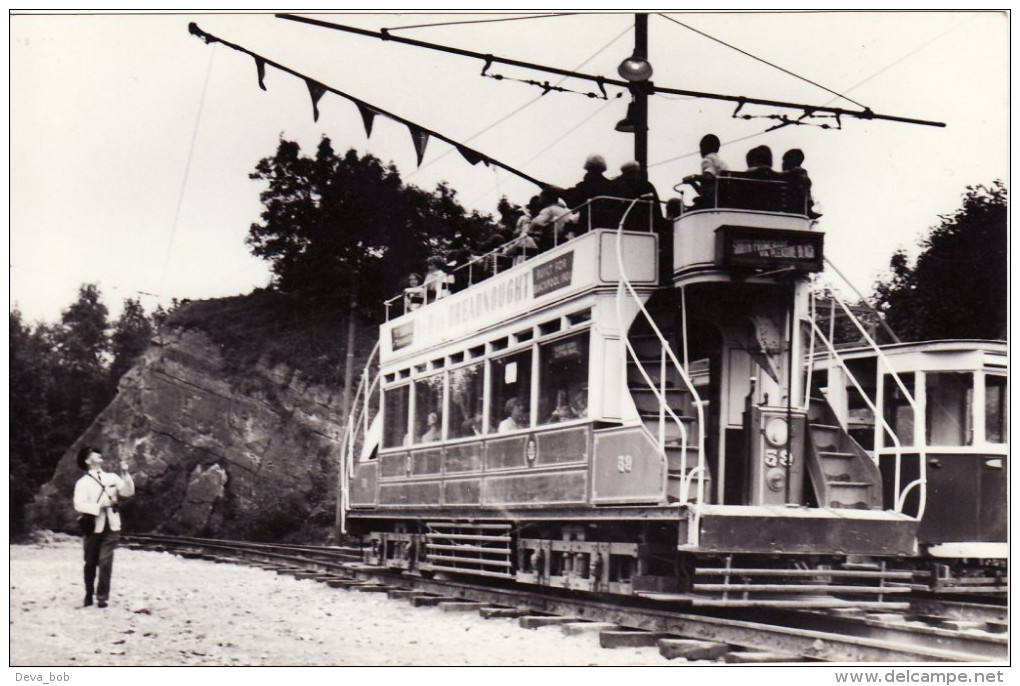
left=83, top=528, right=120, bottom=603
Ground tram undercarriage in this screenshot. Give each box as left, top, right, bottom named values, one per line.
left=352, top=513, right=920, bottom=608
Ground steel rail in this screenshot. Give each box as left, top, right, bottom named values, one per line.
left=123, top=534, right=1001, bottom=663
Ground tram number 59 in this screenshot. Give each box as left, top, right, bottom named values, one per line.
left=617, top=454, right=634, bottom=473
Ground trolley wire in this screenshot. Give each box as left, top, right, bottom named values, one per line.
left=157, top=46, right=216, bottom=304
left=656, top=13, right=868, bottom=110
left=404, top=21, right=632, bottom=183
left=384, top=13, right=577, bottom=33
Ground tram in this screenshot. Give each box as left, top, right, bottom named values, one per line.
left=337, top=169, right=1007, bottom=608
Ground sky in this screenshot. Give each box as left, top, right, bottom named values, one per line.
left=9, top=11, right=1009, bottom=324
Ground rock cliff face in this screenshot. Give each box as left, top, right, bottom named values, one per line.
left=28, top=325, right=346, bottom=542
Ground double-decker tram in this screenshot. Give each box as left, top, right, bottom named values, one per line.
left=337, top=169, right=1004, bottom=608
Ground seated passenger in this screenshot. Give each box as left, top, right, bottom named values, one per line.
left=421, top=412, right=441, bottom=442
left=529, top=188, right=578, bottom=250
left=781, top=148, right=821, bottom=218
left=498, top=398, right=528, bottom=433
left=461, top=412, right=483, bottom=437
left=423, top=256, right=452, bottom=302
left=611, top=161, right=662, bottom=231
left=745, top=145, right=776, bottom=178
left=684, top=134, right=730, bottom=209
left=547, top=389, right=581, bottom=423
left=505, top=196, right=542, bottom=265
left=564, top=154, right=616, bottom=230
left=570, top=388, right=588, bottom=419
left=403, top=273, right=424, bottom=311
left=741, top=145, right=781, bottom=210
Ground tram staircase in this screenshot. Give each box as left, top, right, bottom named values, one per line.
left=625, top=295, right=709, bottom=504
left=805, top=396, right=883, bottom=510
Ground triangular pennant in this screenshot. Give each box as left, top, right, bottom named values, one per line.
left=356, top=103, right=377, bottom=138
left=305, top=79, right=327, bottom=122
left=408, top=125, right=430, bottom=166
left=254, top=56, right=267, bottom=91
left=456, top=145, right=486, bottom=166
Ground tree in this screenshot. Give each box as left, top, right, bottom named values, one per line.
left=872, top=182, right=1007, bottom=341
left=110, top=297, right=154, bottom=385
left=10, top=311, right=56, bottom=534
left=247, top=137, right=503, bottom=318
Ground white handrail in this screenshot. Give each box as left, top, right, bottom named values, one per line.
left=613, top=196, right=707, bottom=545
left=830, top=296, right=926, bottom=518
left=338, top=340, right=380, bottom=535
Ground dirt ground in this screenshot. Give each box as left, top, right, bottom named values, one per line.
left=9, top=533, right=680, bottom=667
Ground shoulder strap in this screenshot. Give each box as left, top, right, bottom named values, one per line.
left=88, top=473, right=105, bottom=502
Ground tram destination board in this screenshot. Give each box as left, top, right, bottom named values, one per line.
left=717, top=225, right=824, bottom=273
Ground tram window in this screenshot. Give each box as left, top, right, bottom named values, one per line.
left=845, top=358, right=877, bottom=451
left=568, top=309, right=591, bottom=325
left=539, top=318, right=562, bottom=336
left=515, top=329, right=534, bottom=343
left=449, top=352, right=464, bottom=364
left=413, top=373, right=445, bottom=444
left=985, top=375, right=1007, bottom=444
left=468, top=345, right=485, bottom=359
left=538, top=332, right=590, bottom=425
left=382, top=385, right=411, bottom=448
left=925, top=373, right=973, bottom=447
left=450, top=362, right=485, bottom=437
left=491, top=350, right=532, bottom=432
left=882, top=374, right=915, bottom=448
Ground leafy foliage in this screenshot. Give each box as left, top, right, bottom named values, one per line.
left=9, top=286, right=159, bottom=535
left=872, top=182, right=1007, bottom=341
left=247, top=137, right=503, bottom=319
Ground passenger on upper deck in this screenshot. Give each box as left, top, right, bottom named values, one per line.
left=564, top=154, right=616, bottom=230
left=423, top=256, right=452, bottom=302
left=745, top=145, right=777, bottom=178
left=699, top=134, right=730, bottom=177
left=781, top=148, right=821, bottom=219
left=529, top=188, right=579, bottom=250
left=506, top=196, right=543, bottom=265
left=498, top=398, right=528, bottom=433
left=403, top=273, right=424, bottom=311
left=683, top=134, right=730, bottom=209
left=611, top=161, right=662, bottom=231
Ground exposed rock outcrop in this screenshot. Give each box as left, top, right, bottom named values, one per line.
left=28, top=325, right=346, bottom=542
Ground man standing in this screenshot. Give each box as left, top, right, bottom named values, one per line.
left=73, top=446, right=134, bottom=608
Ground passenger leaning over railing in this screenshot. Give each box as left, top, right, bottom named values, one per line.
left=564, top=154, right=615, bottom=231
left=530, top=187, right=579, bottom=250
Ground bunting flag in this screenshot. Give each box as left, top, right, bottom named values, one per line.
left=408, top=125, right=430, bottom=166
left=356, top=103, right=377, bottom=138
left=456, top=144, right=487, bottom=167
left=188, top=22, right=549, bottom=189
left=305, top=79, right=327, bottom=122
left=254, top=56, right=267, bottom=91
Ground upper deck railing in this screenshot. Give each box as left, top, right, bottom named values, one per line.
left=384, top=196, right=659, bottom=320
left=676, top=171, right=813, bottom=216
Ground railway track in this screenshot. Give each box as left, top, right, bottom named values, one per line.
left=122, top=534, right=1007, bottom=663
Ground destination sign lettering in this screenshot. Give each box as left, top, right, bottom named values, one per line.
left=532, top=251, right=574, bottom=297
left=718, top=226, right=824, bottom=272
